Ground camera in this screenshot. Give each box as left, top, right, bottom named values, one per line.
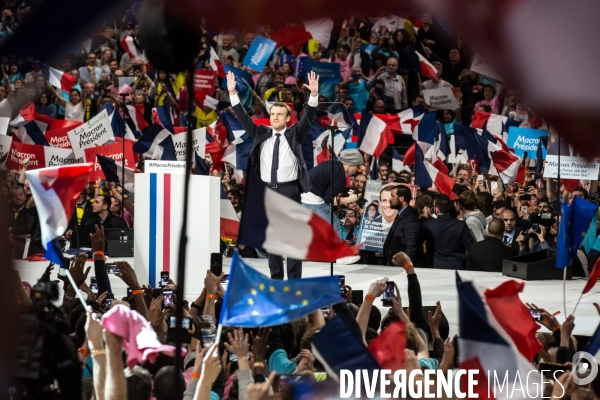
left=531, top=223, right=541, bottom=234
left=31, top=280, right=59, bottom=305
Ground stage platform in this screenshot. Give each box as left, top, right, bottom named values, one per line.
left=14, top=257, right=600, bottom=336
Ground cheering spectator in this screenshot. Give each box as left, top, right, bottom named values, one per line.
left=474, top=84, right=506, bottom=115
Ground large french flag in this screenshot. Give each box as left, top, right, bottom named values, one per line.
left=39, top=63, right=76, bottom=92
left=358, top=111, right=400, bottom=158
left=127, top=104, right=150, bottom=132
left=221, top=133, right=253, bottom=171
left=470, top=111, right=521, bottom=142
left=416, top=52, right=438, bottom=82
left=10, top=102, right=54, bottom=127
left=97, top=155, right=136, bottom=193
left=414, top=145, right=456, bottom=199
left=25, top=163, right=93, bottom=264
left=120, top=34, right=148, bottom=63
left=13, top=121, right=49, bottom=145
left=100, top=103, right=136, bottom=140
left=220, top=185, right=240, bottom=240
left=398, top=104, right=424, bottom=135
left=424, top=122, right=450, bottom=175
left=269, top=18, right=334, bottom=55
left=133, top=124, right=171, bottom=158
left=391, top=147, right=410, bottom=173
left=456, top=274, right=542, bottom=399
left=208, top=45, right=225, bottom=79
left=412, top=112, right=437, bottom=155
left=152, top=104, right=175, bottom=134
left=238, top=166, right=359, bottom=262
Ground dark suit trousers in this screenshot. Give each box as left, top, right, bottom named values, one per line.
left=267, top=183, right=303, bottom=280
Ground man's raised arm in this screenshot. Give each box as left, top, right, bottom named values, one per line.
left=295, top=71, right=319, bottom=142
left=227, top=71, right=259, bottom=139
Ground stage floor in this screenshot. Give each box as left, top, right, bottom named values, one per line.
left=14, top=257, right=600, bottom=336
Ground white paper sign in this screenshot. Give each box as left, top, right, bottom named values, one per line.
left=422, top=87, right=459, bottom=110
left=0, top=134, right=12, bottom=165
left=470, top=53, right=503, bottom=82
left=44, top=147, right=77, bottom=167
left=543, top=156, right=599, bottom=180
left=171, top=128, right=207, bottom=161
left=145, top=160, right=187, bottom=174
left=0, top=117, right=10, bottom=135
left=67, top=109, right=114, bottom=159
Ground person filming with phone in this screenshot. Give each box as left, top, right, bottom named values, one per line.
left=367, top=57, right=407, bottom=113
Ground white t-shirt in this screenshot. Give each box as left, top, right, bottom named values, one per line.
left=0, top=98, right=12, bottom=118
left=65, top=101, right=85, bottom=121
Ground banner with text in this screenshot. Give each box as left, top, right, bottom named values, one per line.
left=194, top=69, right=217, bottom=104
left=8, top=142, right=45, bottom=170
left=507, top=127, right=548, bottom=158
left=242, top=35, right=277, bottom=71
left=172, top=128, right=206, bottom=161
left=84, top=141, right=135, bottom=181
left=45, top=126, right=76, bottom=149
left=0, top=134, right=12, bottom=166
left=303, top=59, right=340, bottom=84
left=543, top=156, right=600, bottom=180
left=44, top=147, right=77, bottom=167
left=145, top=160, right=187, bottom=174
left=422, top=87, right=460, bottom=110
left=67, top=109, right=114, bottom=159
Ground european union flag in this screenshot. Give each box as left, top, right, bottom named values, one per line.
left=556, top=196, right=599, bottom=268
left=220, top=252, right=343, bottom=327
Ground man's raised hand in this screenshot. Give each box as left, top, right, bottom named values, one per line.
left=226, top=71, right=237, bottom=94
left=303, top=71, right=319, bottom=96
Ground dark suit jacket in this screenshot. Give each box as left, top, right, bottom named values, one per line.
left=85, top=213, right=127, bottom=229
left=6, top=205, right=43, bottom=257
left=422, top=214, right=473, bottom=270
left=233, top=101, right=315, bottom=193
left=383, top=206, right=421, bottom=266
left=466, top=237, right=517, bottom=272
left=68, top=202, right=93, bottom=232
left=508, top=227, right=524, bottom=253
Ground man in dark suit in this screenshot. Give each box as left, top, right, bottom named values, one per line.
left=6, top=186, right=43, bottom=257
left=85, top=195, right=127, bottom=229
left=467, top=218, right=517, bottom=272
left=228, top=70, right=320, bottom=279
left=500, top=209, right=524, bottom=253
left=65, top=190, right=93, bottom=239
left=422, top=194, right=473, bottom=270
left=383, top=185, right=421, bottom=266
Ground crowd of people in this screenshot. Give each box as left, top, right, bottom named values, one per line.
left=3, top=3, right=600, bottom=400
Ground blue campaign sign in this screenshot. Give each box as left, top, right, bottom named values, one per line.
left=221, top=65, right=254, bottom=94
left=242, top=35, right=277, bottom=71
left=303, top=59, right=340, bottom=84
left=360, top=44, right=377, bottom=55
left=507, top=126, right=548, bottom=158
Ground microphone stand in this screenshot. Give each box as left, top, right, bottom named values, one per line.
left=325, top=124, right=338, bottom=277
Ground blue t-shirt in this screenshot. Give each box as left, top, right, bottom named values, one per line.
left=347, top=80, right=369, bottom=113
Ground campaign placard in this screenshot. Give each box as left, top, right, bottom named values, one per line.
left=422, top=88, right=460, bottom=110
left=84, top=141, right=135, bottom=181
left=303, top=60, right=340, bottom=84
left=543, top=156, right=600, bottom=180
left=172, top=128, right=207, bottom=161
left=242, top=35, right=277, bottom=71
left=8, top=142, right=45, bottom=170
left=194, top=70, right=217, bottom=96
left=45, top=127, right=75, bottom=149
left=470, top=52, right=503, bottom=82
left=44, top=147, right=77, bottom=167
left=507, top=127, right=548, bottom=158
left=67, top=109, right=114, bottom=159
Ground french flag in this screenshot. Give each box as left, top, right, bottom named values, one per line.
left=412, top=112, right=437, bottom=155
left=25, top=163, right=94, bottom=264
left=470, top=111, right=521, bottom=142
left=13, top=121, right=49, bottom=145
left=414, top=144, right=457, bottom=199
left=391, top=147, right=410, bottom=173
left=194, top=151, right=210, bottom=175
left=96, top=155, right=136, bottom=193
left=10, top=102, right=54, bottom=127
left=100, top=103, right=136, bottom=140
left=238, top=166, right=359, bottom=262
left=222, top=111, right=246, bottom=144
left=416, top=52, right=438, bottom=82
left=398, top=103, right=424, bottom=135
left=312, top=130, right=331, bottom=167
left=39, top=63, right=76, bottom=92
left=456, top=274, right=542, bottom=399
left=120, top=34, right=148, bottom=63
left=152, top=135, right=177, bottom=161
left=316, top=110, right=360, bottom=137
left=208, top=45, right=225, bottom=78
left=133, top=124, right=171, bottom=158
left=269, top=18, right=334, bottom=55
left=221, top=133, right=253, bottom=171
left=220, top=185, right=240, bottom=240
left=358, top=111, right=400, bottom=158
left=152, top=104, right=175, bottom=134
left=126, top=104, right=150, bottom=132
left=424, top=122, right=450, bottom=174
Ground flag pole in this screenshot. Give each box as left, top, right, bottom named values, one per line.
left=572, top=292, right=584, bottom=315
left=558, top=132, right=566, bottom=315
left=326, top=125, right=337, bottom=276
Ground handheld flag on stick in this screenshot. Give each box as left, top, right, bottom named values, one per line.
left=556, top=196, right=599, bottom=269
left=25, top=163, right=94, bottom=264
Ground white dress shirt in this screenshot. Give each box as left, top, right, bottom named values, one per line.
left=230, top=93, right=318, bottom=183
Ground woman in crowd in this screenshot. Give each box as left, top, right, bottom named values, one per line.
left=35, top=90, right=56, bottom=118
left=474, top=84, right=505, bottom=115
left=365, top=203, right=380, bottom=221
left=52, top=86, right=84, bottom=121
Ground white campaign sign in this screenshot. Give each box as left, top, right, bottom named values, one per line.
left=171, top=128, right=207, bottom=161
left=543, top=156, right=600, bottom=180
left=0, top=134, right=12, bottom=165
left=470, top=53, right=503, bottom=82
left=67, top=109, right=114, bottom=159
left=145, top=160, right=187, bottom=174
left=44, top=147, right=77, bottom=167
left=423, top=87, right=460, bottom=110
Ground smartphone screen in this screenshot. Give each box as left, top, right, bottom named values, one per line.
left=490, top=182, right=498, bottom=192
left=321, top=307, right=331, bottom=318
left=90, top=277, right=98, bottom=294
left=221, top=274, right=229, bottom=291
left=162, top=289, right=173, bottom=309
left=210, top=253, right=223, bottom=276
left=381, top=281, right=394, bottom=306
left=127, top=287, right=132, bottom=298
left=160, top=271, right=169, bottom=287
left=169, top=316, right=190, bottom=330
left=201, top=327, right=216, bottom=348
left=529, top=309, right=542, bottom=321
left=338, top=275, right=345, bottom=295
left=105, top=293, right=115, bottom=308
left=520, top=206, right=529, bottom=214
left=105, top=263, right=120, bottom=274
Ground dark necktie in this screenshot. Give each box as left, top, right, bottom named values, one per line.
left=271, top=133, right=281, bottom=186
